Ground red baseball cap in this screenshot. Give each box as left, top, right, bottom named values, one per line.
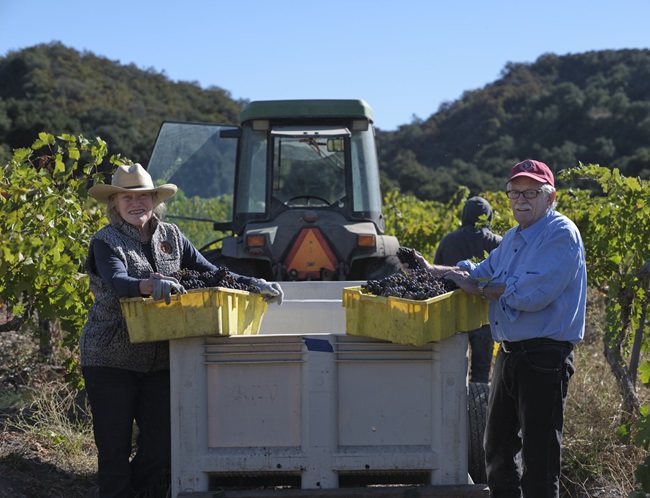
left=506, top=159, right=554, bottom=187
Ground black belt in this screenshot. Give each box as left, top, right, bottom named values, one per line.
left=501, top=338, right=573, bottom=353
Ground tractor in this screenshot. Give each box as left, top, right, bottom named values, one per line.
left=145, top=99, right=401, bottom=282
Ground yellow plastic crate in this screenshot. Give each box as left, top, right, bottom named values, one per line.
left=121, top=287, right=268, bottom=343
left=455, top=289, right=490, bottom=333
left=342, top=287, right=489, bottom=347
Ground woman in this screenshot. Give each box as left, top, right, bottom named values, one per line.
left=82, top=163, right=282, bottom=498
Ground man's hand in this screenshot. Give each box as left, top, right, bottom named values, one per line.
left=397, top=247, right=432, bottom=273
left=152, top=276, right=187, bottom=305
left=252, top=278, right=284, bottom=305
left=397, top=247, right=462, bottom=279
left=443, top=270, right=478, bottom=295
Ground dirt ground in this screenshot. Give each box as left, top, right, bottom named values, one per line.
left=0, top=325, right=96, bottom=498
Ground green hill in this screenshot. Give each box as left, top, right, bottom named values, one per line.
left=0, top=42, right=244, bottom=166
left=2, top=43, right=650, bottom=199
left=376, top=49, right=650, bottom=199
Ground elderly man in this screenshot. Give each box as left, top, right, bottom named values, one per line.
left=415, top=159, right=586, bottom=498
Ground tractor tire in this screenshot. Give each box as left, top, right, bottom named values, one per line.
left=360, top=255, right=402, bottom=281
left=468, top=381, right=490, bottom=484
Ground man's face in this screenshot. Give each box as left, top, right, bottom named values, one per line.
left=507, top=177, right=555, bottom=229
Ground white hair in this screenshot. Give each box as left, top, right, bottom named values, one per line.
left=541, top=184, right=558, bottom=210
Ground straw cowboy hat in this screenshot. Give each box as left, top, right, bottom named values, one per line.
left=88, top=163, right=177, bottom=203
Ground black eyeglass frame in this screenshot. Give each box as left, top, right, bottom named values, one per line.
left=505, top=189, right=543, bottom=200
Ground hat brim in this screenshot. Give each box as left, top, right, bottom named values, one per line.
left=506, top=172, right=553, bottom=186
left=88, top=184, right=177, bottom=203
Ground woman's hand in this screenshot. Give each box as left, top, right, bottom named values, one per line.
left=252, top=278, right=284, bottom=305
left=139, top=273, right=164, bottom=296
left=139, top=273, right=187, bottom=304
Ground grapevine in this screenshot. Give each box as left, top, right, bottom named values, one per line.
left=171, top=267, right=257, bottom=292
left=362, top=269, right=457, bottom=300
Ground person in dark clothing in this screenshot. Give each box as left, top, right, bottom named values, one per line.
left=434, top=196, right=502, bottom=383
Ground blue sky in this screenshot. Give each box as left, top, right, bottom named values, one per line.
left=2, top=0, right=649, bottom=131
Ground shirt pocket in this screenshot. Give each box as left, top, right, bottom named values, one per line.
left=490, top=266, right=506, bottom=284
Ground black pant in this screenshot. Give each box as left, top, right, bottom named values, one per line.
left=468, top=324, right=494, bottom=383
left=485, top=341, right=575, bottom=498
left=83, top=367, right=171, bottom=498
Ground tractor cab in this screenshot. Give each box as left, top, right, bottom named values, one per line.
left=146, top=99, right=400, bottom=281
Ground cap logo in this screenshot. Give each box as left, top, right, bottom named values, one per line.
left=506, top=159, right=554, bottom=187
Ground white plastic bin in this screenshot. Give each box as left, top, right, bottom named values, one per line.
left=169, top=332, right=468, bottom=496
left=258, top=281, right=362, bottom=335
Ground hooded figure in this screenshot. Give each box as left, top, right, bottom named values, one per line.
left=433, top=196, right=502, bottom=384
left=434, top=196, right=502, bottom=265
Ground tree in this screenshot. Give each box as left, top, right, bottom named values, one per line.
left=558, top=165, right=650, bottom=496
left=561, top=165, right=648, bottom=420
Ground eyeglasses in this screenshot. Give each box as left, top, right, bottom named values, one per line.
left=506, top=189, right=542, bottom=200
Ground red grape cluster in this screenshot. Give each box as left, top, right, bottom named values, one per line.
left=171, top=268, right=256, bottom=292
left=362, top=269, right=457, bottom=300
left=396, top=246, right=425, bottom=270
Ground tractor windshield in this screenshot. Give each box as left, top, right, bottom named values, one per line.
left=349, top=126, right=382, bottom=217
left=145, top=122, right=238, bottom=249
left=147, top=122, right=238, bottom=200
left=271, top=127, right=347, bottom=207
left=235, top=123, right=383, bottom=227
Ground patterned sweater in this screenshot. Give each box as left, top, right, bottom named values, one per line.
left=80, top=219, right=184, bottom=371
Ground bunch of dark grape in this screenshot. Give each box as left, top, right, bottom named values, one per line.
left=362, top=269, right=457, bottom=300
left=396, top=247, right=425, bottom=270
left=171, top=267, right=257, bottom=292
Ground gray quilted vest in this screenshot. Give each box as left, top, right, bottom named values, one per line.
left=80, top=218, right=183, bottom=371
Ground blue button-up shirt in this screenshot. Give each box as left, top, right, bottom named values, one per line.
left=458, top=209, right=586, bottom=344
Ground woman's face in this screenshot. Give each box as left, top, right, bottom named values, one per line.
left=116, top=191, right=154, bottom=229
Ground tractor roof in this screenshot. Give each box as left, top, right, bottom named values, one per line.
left=240, top=99, right=373, bottom=123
